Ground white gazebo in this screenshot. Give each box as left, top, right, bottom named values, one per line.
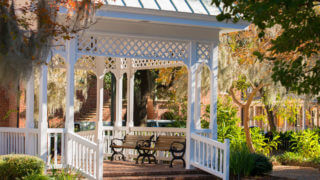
left=0, top=1, right=248, bottom=180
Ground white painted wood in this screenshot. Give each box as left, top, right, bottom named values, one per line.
left=186, top=41, right=197, bottom=169
left=126, top=59, right=135, bottom=128
left=38, top=64, right=48, bottom=161
left=66, top=132, right=98, bottom=179
left=209, top=42, right=218, bottom=140
left=65, top=39, right=77, bottom=167
left=224, top=139, right=230, bottom=180
left=115, top=72, right=124, bottom=128
left=26, top=69, right=35, bottom=155
left=95, top=57, right=106, bottom=143
left=195, top=64, right=202, bottom=129
left=65, top=39, right=77, bottom=132
left=190, top=133, right=229, bottom=179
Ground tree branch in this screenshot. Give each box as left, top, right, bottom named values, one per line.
left=229, top=87, right=245, bottom=107
left=246, top=83, right=268, bottom=106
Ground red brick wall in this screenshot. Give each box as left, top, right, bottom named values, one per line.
left=0, top=87, right=9, bottom=127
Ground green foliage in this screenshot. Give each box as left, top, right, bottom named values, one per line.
left=230, top=143, right=273, bottom=178
left=0, top=154, right=45, bottom=179
left=290, top=129, right=320, bottom=158
left=23, top=174, right=50, bottom=180
left=216, top=97, right=242, bottom=143
left=213, top=0, right=320, bottom=99
left=230, top=144, right=255, bottom=178
left=250, top=127, right=280, bottom=156
left=250, top=153, right=273, bottom=176
left=24, top=168, right=81, bottom=180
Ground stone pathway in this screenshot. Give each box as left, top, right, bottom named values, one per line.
left=271, top=165, right=320, bottom=180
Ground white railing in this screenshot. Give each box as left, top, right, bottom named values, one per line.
left=47, top=128, right=65, bottom=169
left=190, top=133, right=229, bottom=180
left=66, top=132, right=99, bottom=180
left=0, top=128, right=38, bottom=156
left=77, top=130, right=95, bottom=142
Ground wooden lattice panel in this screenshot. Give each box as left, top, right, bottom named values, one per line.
left=105, top=58, right=116, bottom=70
left=75, top=56, right=96, bottom=71
left=78, top=36, right=189, bottom=61
left=196, top=43, right=210, bottom=62
left=49, top=55, right=66, bottom=69
left=132, top=59, right=184, bottom=70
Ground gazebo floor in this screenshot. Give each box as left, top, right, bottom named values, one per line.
left=103, top=160, right=219, bottom=180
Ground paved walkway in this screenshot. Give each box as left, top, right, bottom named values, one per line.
left=271, top=165, right=320, bottom=180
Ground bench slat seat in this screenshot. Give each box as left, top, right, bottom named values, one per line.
left=110, top=135, right=154, bottom=161
left=137, top=135, right=186, bottom=167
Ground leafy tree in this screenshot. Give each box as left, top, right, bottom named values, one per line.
left=0, top=0, right=101, bottom=86
left=212, top=0, right=320, bottom=99
left=219, top=27, right=283, bottom=152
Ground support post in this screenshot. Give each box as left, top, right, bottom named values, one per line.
left=186, top=41, right=197, bottom=169
left=126, top=59, right=135, bottom=128
left=195, top=65, right=202, bottom=129
left=115, top=72, right=123, bottom=128
left=26, top=68, right=35, bottom=155
left=95, top=57, right=105, bottom=142
left=95, top=57, right=105, bottom=180
left=224, top=139, right=230, bottom=180
left=65, top=39, right=77, bottom=166
left=38, top=63, right=48, bottom=162
left=209, top=42, right=218, bottom=140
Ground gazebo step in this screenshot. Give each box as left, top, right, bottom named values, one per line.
left=102, top=160, right=218, bottom=180
left=103, top=174, right=218, bottom=180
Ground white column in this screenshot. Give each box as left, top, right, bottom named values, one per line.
left=95, top=57, right=105, bottom=142
left=195, top=66, right=202, bottom=129
left=209, top=43, right=218, bottom=140
left=186, top=41, right=197, bottom=169
left=126, top=61, right=135, bottom=128
left=115, top=74, right=123, bottom=128
left=26, top=68, right=35, bottom=155
left=65, top=39, right=77, bottom=166
left=95, top=57, right=105, bottom=180
left=38, top=63, right=48, bottom=161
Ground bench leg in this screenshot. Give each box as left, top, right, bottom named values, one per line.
left=111, top=153, right=116, bottom=161
left=170, top=156, right=185, bottom=168
left=136, top=155, right=142, bottom=164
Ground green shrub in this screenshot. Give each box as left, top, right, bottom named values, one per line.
left=23, top=174, right=50, bottom=180
left=0, top=154, right=45, bottom=179
left=250, top=153, right=273, bottom=176
left=277, top=152, right=305, bottom=165
left=290, top=129, right=320, bottom=158
left=230, top=144, right=273, bottom=178
left=230, top=144, right=255, bottom=178
left=250, top=127, right=279, bottom=156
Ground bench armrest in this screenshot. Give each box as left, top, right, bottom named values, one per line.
left=111, top=138, right=124, bottom=147
left=170, top=141, right=186, bottom=153
left=136, top=140, right=151, bottom=149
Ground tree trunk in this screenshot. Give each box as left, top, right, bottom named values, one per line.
left=265, top=105, right=276, bottom=132
left=243, top=105, right=255, bottom=153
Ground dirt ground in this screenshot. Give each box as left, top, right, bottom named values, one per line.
left=271, top=165, right=320, bottom=180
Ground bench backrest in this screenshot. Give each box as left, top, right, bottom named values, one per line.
left=155, top=136, right=185, bottom=150
left=123, top=135, right=154, bottom=147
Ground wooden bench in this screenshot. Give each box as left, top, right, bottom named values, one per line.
left=110, top=135, right=154, bottom=162
left=137, top=135, right=186, bottom=167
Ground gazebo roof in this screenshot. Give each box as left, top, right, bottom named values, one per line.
left=104, top=0, right=222, bottom=16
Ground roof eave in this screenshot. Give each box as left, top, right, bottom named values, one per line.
left=97, top=5, right=250, bottom=30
